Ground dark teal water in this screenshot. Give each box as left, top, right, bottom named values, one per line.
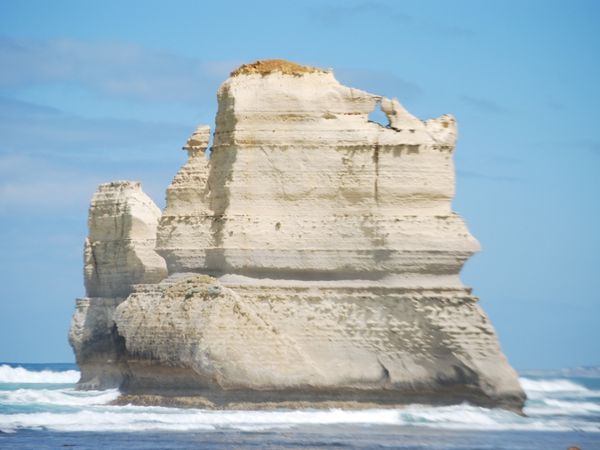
left=1, top=363, right=599, bottom=449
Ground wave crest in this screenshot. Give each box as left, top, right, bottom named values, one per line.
left=0, top=365, right=80, bottom=384
left=0, top=388, right=119, bottom=407
left=520, top=377, right=588, bottom=393
left=1, top=405, right=599, bottom=434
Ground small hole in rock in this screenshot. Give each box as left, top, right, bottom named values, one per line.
left=368, top=100, right=389, bottom=127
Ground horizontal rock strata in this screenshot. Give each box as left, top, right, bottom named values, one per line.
left=85, top=181, right=167, bottom=298
left=69, top=181, right=167, bottom=389
left=70, top=60, right=525, bottom=411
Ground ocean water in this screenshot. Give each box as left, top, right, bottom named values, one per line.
left=0, top=363, right=599, bottom=449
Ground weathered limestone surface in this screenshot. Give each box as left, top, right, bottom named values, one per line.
left=69, top=181, right=167, bottom=388
left=156, top=62, right=477, bottom=281
left=85, top=181, right=167, bottom=298
left=70, top=60, right=525, bottom=411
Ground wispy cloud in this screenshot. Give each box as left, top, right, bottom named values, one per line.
left=0, top=96, right=61, bottom=117
left=425, top=22, right=474, bottom=38
left=0, top=38, right=231, bottom=213
left=0, top=151, right=173, bottom=213
left=308, top=2, right=473, bottom=38
left=0, top=154, right=102, bottom=212
left=0, top=37, right=238, bottom=103
left=527, top=139, right=600, bottom=159
left=0, top=96, right=193, bottom=160
left=335, top=67, right=422, bottom=101
left=310, top=2, right=411, bottom=25
left=0, top=177, right=97, bottom=212
left=0, top=95, right=192, bottom=213
left=460, top=95, right=507, bottom=114
left=546, top=100, right=567, bottom=111
left=457, top=169, right=521, bottom=182
left=583, top=141, right=600, bottom=156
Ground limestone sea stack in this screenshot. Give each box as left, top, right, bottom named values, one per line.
left=69, top=181, right=167, bottom=388
left=69, top=60, right=526, bottom=411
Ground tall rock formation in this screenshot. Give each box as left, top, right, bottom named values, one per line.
left=70, top=60, right=525, bottom=411
left=69, top=181, right=167, bottom=389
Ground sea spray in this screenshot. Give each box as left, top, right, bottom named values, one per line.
left=1, top=367, right=600, bottom=434
left=0, top=365, right=80, bottom=384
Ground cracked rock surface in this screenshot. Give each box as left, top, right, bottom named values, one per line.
left=69, top=60, right=525, bottom=411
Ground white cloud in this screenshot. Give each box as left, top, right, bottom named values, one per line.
left=0, top=154, right=101, bottom=212
left=0, top=178, right=95, bottom=211
left=460, top=95, right=507, bottom=114
left=335, top=67, right=422, bottom=102
left=0, top=96, right=193, bottom=160
left=0, top=152, right=173, bottom=213
left=0, top=37, right=239, bottom=103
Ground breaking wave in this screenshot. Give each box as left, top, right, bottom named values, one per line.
left=0, top=388, right=119, bottom=407
left=1, top=402, right=599, bottom=433
left=519, top=377, right=589, bottom=393
left=1, top=369, right=599, bottom=434
left=0, top=365, right=80, bottom=384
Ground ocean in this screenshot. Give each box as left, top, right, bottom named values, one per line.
left=0, top=363, right=599, bottom=449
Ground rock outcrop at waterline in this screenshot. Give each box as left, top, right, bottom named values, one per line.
left=69, top=59, right=526, bottom=411
left=69, top=181, right=167, bottom=389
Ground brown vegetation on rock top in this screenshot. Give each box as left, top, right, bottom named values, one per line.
left=230, top=59, right=326, bottom=77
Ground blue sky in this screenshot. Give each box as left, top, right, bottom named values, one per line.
left=0, top=0, right=598, bottom=370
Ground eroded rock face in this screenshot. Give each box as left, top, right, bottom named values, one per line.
left=156, top=64, right=478, bottom=282
left=70, top=60, right=525, bottom=410
left=85, top=181, right=167, bottom=297
left=156, top=127, right=211, bottom=263
left=69, top=181, right=167, bottom=388
left=114, top=274, right=521, bottom=409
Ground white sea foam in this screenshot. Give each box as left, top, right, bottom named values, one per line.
left=543, top=399, right=600, bottom=413
left=0, top=365, right=80, bottom=384
left=520, top=377, right=588, bottom=393
left=398, top=403, right=600, bottom=432
left=0, top=388, right=119, bottom=407
left=525, top=399, right=600, bottom=416
left=520, top=377, right=600, bottom=401
left=0, top=407, right=400, bottom=433
left=1, top=373, right=600, bottom=433
left=1, top=401, right=600, bottom=433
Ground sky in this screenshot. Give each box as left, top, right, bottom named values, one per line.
left=0, top=0, right=598, bottom=370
